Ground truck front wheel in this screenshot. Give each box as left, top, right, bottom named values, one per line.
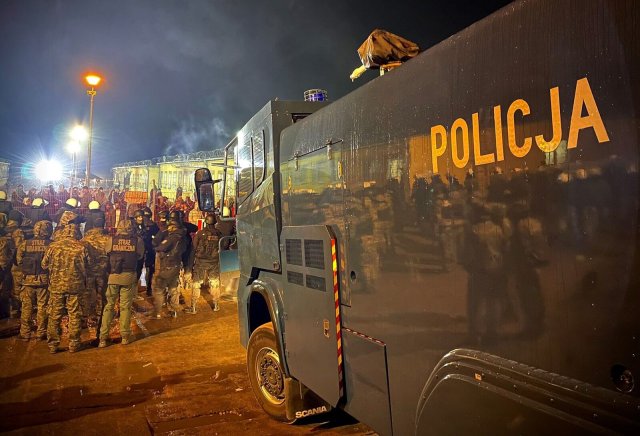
left=247, top=322, right=291, bottom=422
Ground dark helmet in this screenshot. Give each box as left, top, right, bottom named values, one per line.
left=142, top=207, right=152, bottom=218
left=204, top=213, right=216, bottom=226
left=133, top=209, right=145, bottom=218
left=157, top=210, right=169, bottom=222
left=169, top=210, right=184, bottom=222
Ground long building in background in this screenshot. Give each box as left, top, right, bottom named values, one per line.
left=0, top=159, right=9, bottom=188
left=112, top=150, right=230, bottom=200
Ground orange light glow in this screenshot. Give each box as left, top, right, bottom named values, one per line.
left=85, top=74, right=102, bottom=87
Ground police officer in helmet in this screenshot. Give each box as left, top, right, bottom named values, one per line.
left=151, top=215, right=187, bottom=318
left=25, top=198, right=51, bottom=224
left=187, top=213, right=222, bottom=314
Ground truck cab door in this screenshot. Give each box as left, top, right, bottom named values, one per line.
left=281, top=225, right=344, bottom=406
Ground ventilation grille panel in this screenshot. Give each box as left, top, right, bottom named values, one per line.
left=304, top=239, right=324, bottom=270
left=286, top=239, right=303, bottom=266
left=306, top=275, right=326, bottom=291
left=287, top=271, right=304, bottom=286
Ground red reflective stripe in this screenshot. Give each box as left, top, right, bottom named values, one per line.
left=331, top=238, right=344, bottom=398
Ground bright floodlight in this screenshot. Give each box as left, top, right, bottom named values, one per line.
left=85, top=74, right=102, bottom=87
left=66, top=141, right=81, bottom=154
left=70, top=125, right=88, bottom=141
left=35, top=159, right=63, bottom=182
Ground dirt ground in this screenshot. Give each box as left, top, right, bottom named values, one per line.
left=0, top=289, right=372, bottom=435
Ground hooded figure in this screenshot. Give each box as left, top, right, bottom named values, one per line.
left=41, top=211, right=89, bottom=353
left=16, top=220, right=53, bottom=340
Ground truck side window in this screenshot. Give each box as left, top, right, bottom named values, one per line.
left=237, top=135, right=253, bottom=204
left=253, top=130, right=265, bottom=189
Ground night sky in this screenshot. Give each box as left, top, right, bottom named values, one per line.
left=0, top=0, right=511, bottom=179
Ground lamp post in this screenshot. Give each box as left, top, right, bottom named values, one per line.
left=66, top=141, right=81, bottom=187
left=69, top=125, right=87, bottom=188
left=84, top=74, right=102, bottom=187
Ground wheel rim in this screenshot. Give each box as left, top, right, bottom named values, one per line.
left=255, top=346, right=285, bottom=405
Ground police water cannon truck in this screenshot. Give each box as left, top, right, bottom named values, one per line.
left=195, top=0, right=640, bottom=433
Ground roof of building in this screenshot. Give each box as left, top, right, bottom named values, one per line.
left=113, top=149, right=225, bottom=168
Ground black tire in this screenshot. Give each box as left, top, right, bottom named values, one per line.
left=247, top=322, right=292, bottom=422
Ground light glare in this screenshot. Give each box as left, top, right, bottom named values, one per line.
left=66, top=141, right=80, bottom=154
left=70, top=125, right=88, bottom=141
left=35, top=159, right=63, bottom=182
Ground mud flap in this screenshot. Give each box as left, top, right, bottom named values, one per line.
left=285, top=377, right=333, bottom=421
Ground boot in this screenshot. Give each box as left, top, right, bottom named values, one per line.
left=184, top=306, right=197, bottom=315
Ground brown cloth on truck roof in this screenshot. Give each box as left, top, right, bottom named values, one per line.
left=357, top=29, right=419, bottom=69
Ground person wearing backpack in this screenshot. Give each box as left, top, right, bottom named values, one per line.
left=186, top=213, right=222, bottom=314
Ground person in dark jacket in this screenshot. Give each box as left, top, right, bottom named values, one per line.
left=139, top=207, right=159, bottom=297
left=186, top=213, right=222, bottom=314
left=151, top=219, right=187, bottom=318
left=98, top=219, right=144, bottom=347
left=168, top=210, right=196, bottom=305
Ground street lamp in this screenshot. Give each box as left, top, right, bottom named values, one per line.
left=69, top=125, right=87, bottom=187
left=84, top=73, right=102, bottom=187
left=66, top=140, right=81, bottom=187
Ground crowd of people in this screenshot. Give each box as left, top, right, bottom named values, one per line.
left=0, top=189, right=236, bottom=353
left=3, top=182, right=211, bottom=229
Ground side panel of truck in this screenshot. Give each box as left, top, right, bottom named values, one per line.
left=278, top=0, right=639, bottom=434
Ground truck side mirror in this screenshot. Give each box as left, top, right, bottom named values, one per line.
left=194, top=168, right=220, bottom=212
left=198, top=182, right=215, bottom=212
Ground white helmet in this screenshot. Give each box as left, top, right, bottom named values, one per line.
left=66, top=198, right=79, bottom=208
left=88, top=200, right=100, bottom=210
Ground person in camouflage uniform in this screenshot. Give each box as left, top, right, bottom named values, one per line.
left=41, top=211, right=89, bottom=353
left=0, top=213, right=16, bottom=319
left=81, top=207, right=110, bottom=334
left=6, top=210, right=27, bottom=319
left=16, top=220, right=53, bottom=340
left=99, top=218, right=144, bottom=347
left=186, top=213, right=222, bottom=314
